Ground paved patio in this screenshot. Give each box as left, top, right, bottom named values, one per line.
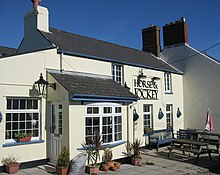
left=1, top=147, right=220, bottom=175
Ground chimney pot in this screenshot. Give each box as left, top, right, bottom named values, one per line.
left=31, top=0, right=42, bottom=8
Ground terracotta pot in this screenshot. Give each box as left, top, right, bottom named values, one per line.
left=114, top=162, right=121, bottom=169
left=56, top=166, right=68, bottom=175
left=17, top=135, right=31, bottom=142
left=87, top=164, right=100, bottom=174
left=5, top=163, right=20, bottom=174
left=131, top=157, right=142, bottom=166
left=107, top=161, right=114, bottom=168
left=110, top=166, right=117, bottom=171
left=101, top=164, right=109, bottom=171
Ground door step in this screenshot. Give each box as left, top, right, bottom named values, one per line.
left=38, top=164, right=56, bottom=173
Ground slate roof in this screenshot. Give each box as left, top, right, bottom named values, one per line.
left=49, top=70, right=138, bottom=102
left=48, top=70, right=138, bottom=101
left=41, top=28, right=180, bottom=74
left=0, top=46, right=16, bottom=57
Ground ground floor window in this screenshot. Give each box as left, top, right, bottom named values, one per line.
left=5, top=98, right=40, bottom=142
left=85, top=103, right=122, bottom=144
left=166, top=104, right=173, bottom=128
left=143, top=104, right=153, bottom=133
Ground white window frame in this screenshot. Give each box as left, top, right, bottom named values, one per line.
left=112, top=64, right=123, bottom=85
left=5, top=98, right=41, bottom=143
left=166, top=104, right=173, bottom=128
left=85, top=103, right=122, bottom=144
left=143, top=104, right=153, bottom=131
left=164, top=73, right=172, bottom=93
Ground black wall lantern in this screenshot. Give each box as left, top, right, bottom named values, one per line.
left=34, top=73, right=56, bottom=97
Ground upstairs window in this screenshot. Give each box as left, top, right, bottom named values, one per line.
left=164, top=73, right=172, bottom=93
left=112, top=64, right=123, bottom=85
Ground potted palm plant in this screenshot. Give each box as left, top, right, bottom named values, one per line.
left=1, top=155, right=20, bottom=174
left=101, top=148, right=113, bottom=171
left=82, top=131, right=102, bottom=174
left=56, top=146, right=70, bottom=175
left=131, top=139, right=143, bottom=166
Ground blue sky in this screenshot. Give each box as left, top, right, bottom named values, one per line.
left=0, top=0, right=220, bottom=59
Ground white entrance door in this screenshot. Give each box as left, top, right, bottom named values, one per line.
left=50, top=104, right=63, bottom=164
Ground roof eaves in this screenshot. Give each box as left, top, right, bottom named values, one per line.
left=186, top=44, right=220, bottom=66
left=70, top=94, right=139, bottom=102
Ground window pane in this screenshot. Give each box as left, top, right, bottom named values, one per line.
left=93, top=117, right=99, bottom=125
left=33, top=100, right=38, bottom=109
left=27, top=100, right=32, bottom=109
left=13, top=100, right=19, bottom=109
left=86, top=118, right=92, bottom=126
left=115, top=107, right=121, bottom=113
left=7, top=99, right=12, bottom=109
left=6, top=114, right=11, bottom=121
left=12, top=114, right=18, bottom=121
left=20, top=100, right=25, bottom=109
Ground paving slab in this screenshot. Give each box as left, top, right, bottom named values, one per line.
left=1, top=146, right=220, bottom=175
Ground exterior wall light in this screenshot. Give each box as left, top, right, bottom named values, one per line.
left=158, top=108, right=164, bottom=119
left=177, top=107, right=182, bottom=118
left=133, top=108, right=139, bottom=121
left=34, top=73, right=56, bottom=97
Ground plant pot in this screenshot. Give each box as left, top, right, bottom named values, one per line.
left=131, top=157, right=142, bottom=166
left=107, top=161, right=114, bottom=168
left=114, top=162, right=121, bottom=169
left=17, top=135, right=31, bottom=142
left=87, top=164, right=100, bottom=175
left=56, top=166, right=68, bottom=175
left=110, top=166, right=117, bottom=171
left=101, top=164, right=109, bottom=171
left=5, top=163, right=20, bottom=174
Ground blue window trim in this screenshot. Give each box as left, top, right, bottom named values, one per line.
left=3, top=140, right=44, bottom=147
left=76, top=140, right=126, bottom=151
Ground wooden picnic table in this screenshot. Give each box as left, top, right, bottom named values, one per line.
left=168, top=139, right=213, bottom=164
left=190, top=130, right=220, bottom=160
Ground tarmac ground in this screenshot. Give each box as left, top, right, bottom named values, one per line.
left=1, top=146, right=220, bottom=175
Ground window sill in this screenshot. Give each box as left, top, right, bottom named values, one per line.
left=77, top=140, right=126, bottom=150
left=3, top=140, right=44, bottom=147
left=165, top=92, right=173, bottom=95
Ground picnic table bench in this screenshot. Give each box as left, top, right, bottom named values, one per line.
left=167, top=139, right=217, bottom=164
left=143, top=128, right=175, bottom=151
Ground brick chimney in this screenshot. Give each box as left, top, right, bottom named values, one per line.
left=142, top=25, right=161, bottom=57
left=163, top=17, right=188, bottom=47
